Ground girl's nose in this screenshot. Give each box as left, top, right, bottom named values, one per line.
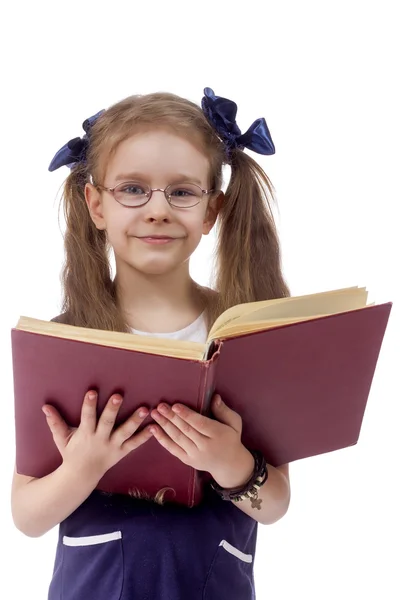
left=143, top=189, right=171, bottom=221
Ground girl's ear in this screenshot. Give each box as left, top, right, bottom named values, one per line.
left=85, top=183, right=106, bottom=230
left=203, top=191, right=224, bottom=235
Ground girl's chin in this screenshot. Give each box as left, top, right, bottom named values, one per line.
left=126, top=260, right=189, bottom=277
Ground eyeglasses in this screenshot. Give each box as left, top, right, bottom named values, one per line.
left=95, top=181, right=215, bottom=208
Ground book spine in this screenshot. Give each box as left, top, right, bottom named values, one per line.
left=188, top=349, right=221, bottom=506
left=199, top=342, right=221, bottom=415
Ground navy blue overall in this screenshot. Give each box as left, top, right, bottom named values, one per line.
left=48, top=485, right=258, bottom=599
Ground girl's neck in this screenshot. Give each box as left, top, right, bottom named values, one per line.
left=115, top=264, right=207, bottom=333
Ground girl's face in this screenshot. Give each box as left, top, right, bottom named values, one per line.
left=85, top=128, right=220, bottom=277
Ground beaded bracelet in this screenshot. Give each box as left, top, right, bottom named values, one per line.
left=210, top=450, right=268, bottom=510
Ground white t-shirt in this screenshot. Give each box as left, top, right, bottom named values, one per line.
left=131, top=311, right=208, bottom=344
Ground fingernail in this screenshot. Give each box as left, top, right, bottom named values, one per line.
left=139, top=409, right=148, bottom=418
left=172, top=405, right=182, bottom=413
left=215, top=395, right=222, bottom=406
left=42, top=407, right=50, bottom=416
left=158, top=404, right=168, bottom=414
left=88, top=392, right=97, bottom=400
left=112, top=396, right=122, bottom=405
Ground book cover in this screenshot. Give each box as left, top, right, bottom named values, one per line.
left=11, top=301, right=392, bottom=507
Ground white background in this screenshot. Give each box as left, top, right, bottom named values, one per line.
left=1, top=1, right=399, bottom=598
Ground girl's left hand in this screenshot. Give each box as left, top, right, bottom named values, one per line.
left=150, top=394, right=255, bottom=489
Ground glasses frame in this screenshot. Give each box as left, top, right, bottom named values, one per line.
left=95, top=181, right=216, bottom=209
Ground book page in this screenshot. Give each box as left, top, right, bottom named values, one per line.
left=16, top=287, right=369, bottom=361
left=15, top=317, right=206, bottom=361
left=211, top=315, right=322, bottom=339
left=207, top=286, right=368, bottom=341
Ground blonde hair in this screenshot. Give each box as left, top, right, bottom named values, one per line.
left=57, top=91, right=289, bottom=330
left=55, top=91, right=290, bottom=504
left=127, top=486, right=175, bottom=505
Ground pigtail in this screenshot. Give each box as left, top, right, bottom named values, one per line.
left=59, top=164, right=128, bottom=332
left=211, top=150, right=290, bottom=320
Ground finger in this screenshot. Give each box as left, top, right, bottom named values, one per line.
left=149, top=424, right=189, bottom=463
left=121, top=424, right=154, bottom=456
left=96, top=394, right=124, bottom=438
left=151, top=408, right=198, bottom=453
left=210, top=395, right=242, bottom=433
left=42, top=404, right=72, bottom=454
left=79, top=391, right=99, bottom=434
left=170, top=402, right=219, bottom=437
left=152, top=402, right=209, bottom=448
left=112, top=407, right=150, bottom=446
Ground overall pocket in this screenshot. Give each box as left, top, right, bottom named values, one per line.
left=59, top=531, right=124, bottom=600
left=203, top=539, right=255, bottom=600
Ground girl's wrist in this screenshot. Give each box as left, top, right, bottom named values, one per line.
left=61, top=459, right=105, bottom=489
left=211, top=446, right=255, bottom=490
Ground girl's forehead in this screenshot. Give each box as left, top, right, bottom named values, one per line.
left=104, top=129, right=210, bottom=182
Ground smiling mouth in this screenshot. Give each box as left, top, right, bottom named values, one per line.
left=136, top=236, right=178, bottom=244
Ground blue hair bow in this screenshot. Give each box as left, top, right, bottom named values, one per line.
left=48, top=109, right=105, bottom=172
left=201, top=87, right=275, bottom=156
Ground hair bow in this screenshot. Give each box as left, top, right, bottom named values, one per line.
left=201, top=87, right=275, bottom=156
left=48, top=109, right=105, bottom=172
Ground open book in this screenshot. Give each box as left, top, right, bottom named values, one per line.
left=11, top=286, right=392, bottom=507
left=16, top=286, right=372, bottom=360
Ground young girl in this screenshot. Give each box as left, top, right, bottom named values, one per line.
left=11, top=87, right=291, bottom=599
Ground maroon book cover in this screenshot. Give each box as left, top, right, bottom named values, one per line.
left=11, top=303, right=392, bottom=507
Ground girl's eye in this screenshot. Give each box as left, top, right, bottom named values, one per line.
left=170, top=186, right=199, bottom=198
left=171, top=189, right=191, bottom=197
left=121, top=183, right=147, bottom=195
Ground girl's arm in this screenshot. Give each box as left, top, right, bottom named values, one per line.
left=11, top=464, right=102, bottom=538
left=11, top=390, right=153, bottom=537
left=229, top=462, right=291, bottom=525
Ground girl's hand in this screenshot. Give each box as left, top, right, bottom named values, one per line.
left=150, top=394, right=255, bottom=489
left=42, top=391, right=153, bottom=481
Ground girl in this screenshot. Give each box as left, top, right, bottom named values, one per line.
left=11, top=88, right=291, bottom=599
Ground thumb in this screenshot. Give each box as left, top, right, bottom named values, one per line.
left=211, top=395, right=242, bottom=433
left=42, top=405, right=72, bottom=454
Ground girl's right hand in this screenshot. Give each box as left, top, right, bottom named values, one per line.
left=42, top=390, right=153, bottom=481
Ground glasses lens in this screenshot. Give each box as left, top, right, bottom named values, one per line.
left=167, top=183, right=203, bottom=207
left=114, top=182, right=150, bottom=206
